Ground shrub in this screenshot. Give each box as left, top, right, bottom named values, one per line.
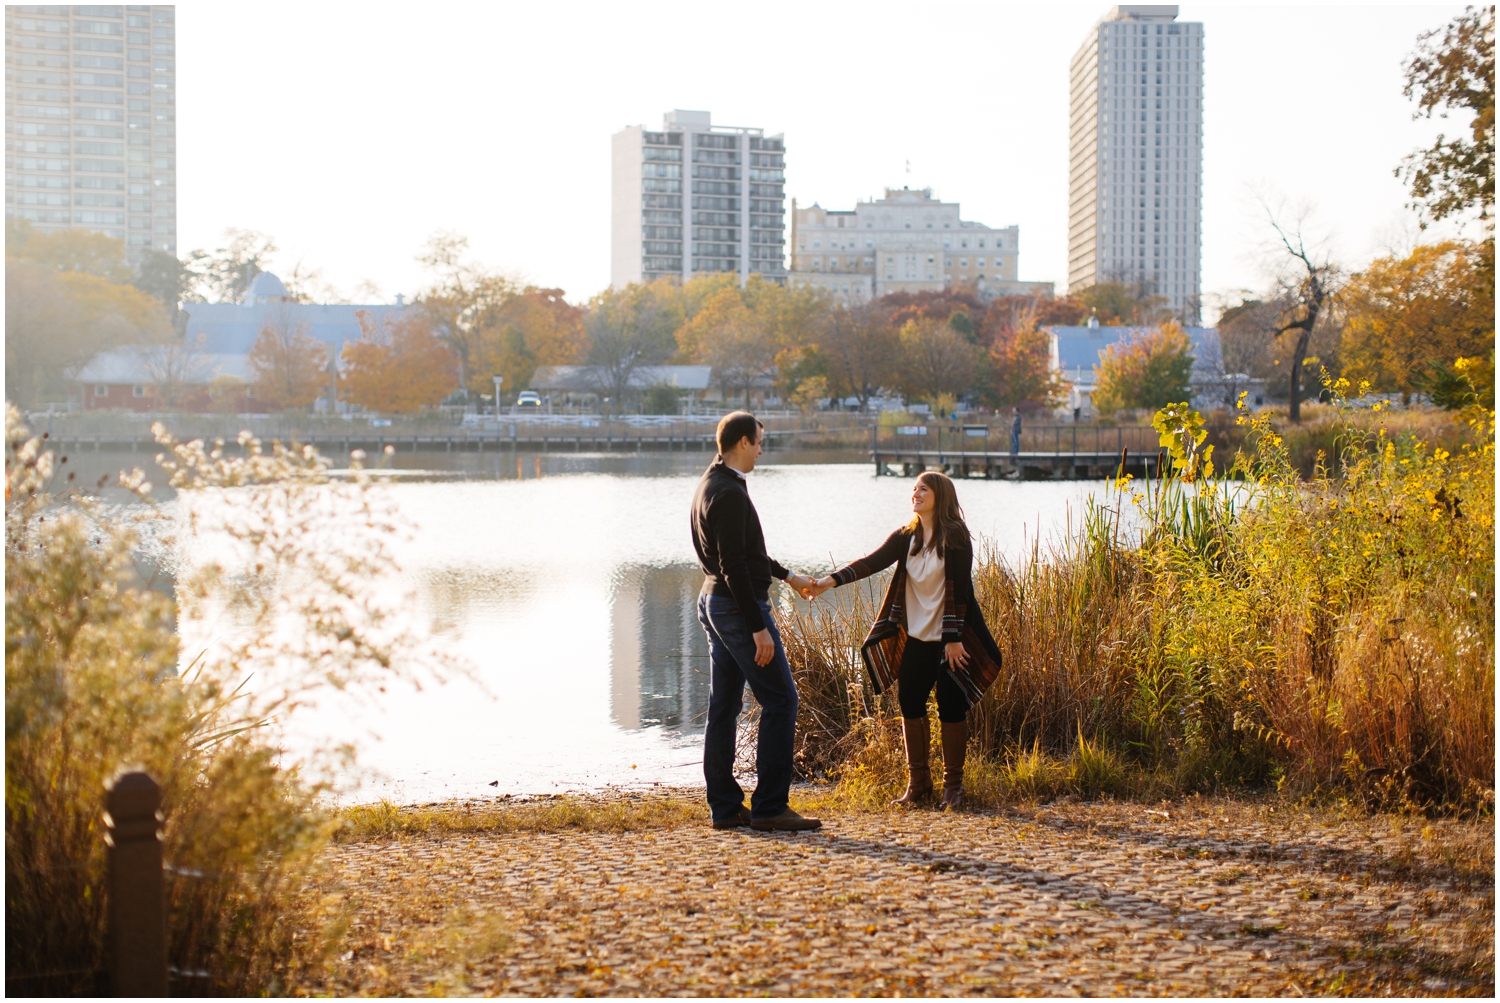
left=781, top=394, right=1494, bottom=815
left=5, top=406, right=438, bottom=993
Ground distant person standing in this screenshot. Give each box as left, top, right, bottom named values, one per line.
left=1010, top=407, right=1022, bottom=460
left=690, top=411, right=822, bottom=832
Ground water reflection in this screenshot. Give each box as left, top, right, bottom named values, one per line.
left=609, top=564, right=709, bottom=734
left=85, top=460, right=1134, bottom=803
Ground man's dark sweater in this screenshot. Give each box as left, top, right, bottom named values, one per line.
left=690, top=457, right=789, bottom=633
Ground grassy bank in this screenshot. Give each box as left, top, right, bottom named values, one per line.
left=781, top=400, right=1495, bottom=816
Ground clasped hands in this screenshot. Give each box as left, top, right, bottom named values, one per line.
left=784, top=573, right=835, bottom=601
left=782, top=573, right=970, bottom=669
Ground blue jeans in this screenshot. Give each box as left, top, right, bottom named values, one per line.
left=696, top=593, right=798, bottom=822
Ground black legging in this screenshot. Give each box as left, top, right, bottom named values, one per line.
left=897, top=637, right=968, bottom=723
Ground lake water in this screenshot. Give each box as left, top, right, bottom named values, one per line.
left=78, top=447, right=1125, bottom=805
left=204, top=454, right=1121, bottom=805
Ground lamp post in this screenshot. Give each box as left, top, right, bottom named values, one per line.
left=492, top=374, right=503, bottom=416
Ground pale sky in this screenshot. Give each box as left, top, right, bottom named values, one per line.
left=178, top=2, right=1474, bottom=320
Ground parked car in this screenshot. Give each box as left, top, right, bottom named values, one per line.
left=516, top=390, right=543, bottom=408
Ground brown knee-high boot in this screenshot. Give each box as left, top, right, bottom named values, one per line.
left=892, top=717, right=934, bottom=805
left=940, top=720, right=968, bottom=809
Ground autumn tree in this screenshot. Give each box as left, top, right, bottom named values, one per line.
left=1340, top=239, right=1494, bottom=402
left=341, top=311, right=457, bottom=413
left=5, top=221, right=133, bottom=282
left=1073, top=282, right=1171, bottom=325
left=5, top=224, right=171, bottom=406
left=137, top=340, right=209, bottom=410
left=897, top=316, right=980, bottom=407
left=586, top=279, right=682, bottom=407
left=247, top=308, right=331, bottom=410
left=987, top=292, right=1088, bottom=331
left=473, top=287, right=587, bottom=400
left=986, top=315, right=1067, bottom=409
left=132, top=250, right=195, bottom=324
left=182, top=228, right=279, bottom=303
left=414, top=231, right=518, bottom=394
left=677, top=286, right=778, bottom=406
left=1259, top=202, right=1343, bottom=422
left=818, top=302, right=899, bottom=409
left=1092, top=321, right=1194, bottom=416
left=1397, top=6, right=1494, bottom=226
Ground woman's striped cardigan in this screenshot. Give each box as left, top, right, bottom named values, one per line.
left=830, top=527, right=1003, bottom=710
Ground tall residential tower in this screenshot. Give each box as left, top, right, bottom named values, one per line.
left=5, top=4, right=178, bottom=265
left=612, top=109, right=785, bottom=289
left=1067, top=5, right=1202, bottom=321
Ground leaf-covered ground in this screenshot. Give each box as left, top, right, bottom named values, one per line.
left=304, top=794, right=1493, bottom=997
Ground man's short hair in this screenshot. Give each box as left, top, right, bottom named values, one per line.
left=717, top=411, right=762, bottom=454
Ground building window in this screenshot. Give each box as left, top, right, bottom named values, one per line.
left=94, top=384, right=108, bottom=397
left=131, top=384, right=145, bottom=397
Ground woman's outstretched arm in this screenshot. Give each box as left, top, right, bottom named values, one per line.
left=816, top=528, right=910, bottom=590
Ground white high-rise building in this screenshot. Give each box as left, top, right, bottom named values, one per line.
left=611, top=109, right=786, bottom=289
left=1067, top=5, right=1202, bottom=321
left=5, top=4, right=178, bottom=265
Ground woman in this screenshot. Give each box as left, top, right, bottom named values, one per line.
left=805, top=471, right=1003, bottom=808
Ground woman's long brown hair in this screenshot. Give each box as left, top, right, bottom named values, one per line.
left=907, top=470, right=971, bottom=556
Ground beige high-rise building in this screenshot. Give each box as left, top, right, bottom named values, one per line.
left=789, top=187, right=1052, bottom=305
left=1067, top=5, right=1202, bottom=321
left=611, top=109, right=786, bottom=289
left=5, top=4, right=177, bottom=265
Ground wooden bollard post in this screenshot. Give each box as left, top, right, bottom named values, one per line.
left=105, top=771, right=167, bottom=997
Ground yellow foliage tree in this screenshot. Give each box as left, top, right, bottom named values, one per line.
left=472, top=287, right=588, bottom=399
left=5, top=256, right=171, bottom=406
left=677, top=286, right=779, bottom=406
left=897, top=316, right=980, bottom=407
left=1092, top=321, right=1194, bottom=417
left=341, top=311, right=457, bottom=413
left=1340, top=240, right=1494, bottom=402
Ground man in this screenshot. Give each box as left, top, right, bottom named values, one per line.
left=691, top=411, right=822, bottom=832
left=1010, top=407, right=1022, bottom=460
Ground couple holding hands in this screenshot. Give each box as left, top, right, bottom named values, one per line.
left=689, top=411, right=1004, bottom=833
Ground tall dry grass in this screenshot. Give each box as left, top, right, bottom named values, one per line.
left=781, top=398, right=1495, bottom=816
left=5, top=408, right=436, bottom=994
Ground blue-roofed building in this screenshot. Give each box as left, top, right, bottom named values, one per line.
left=183, top=271, right=411, bottom=355
left=1047, top=319, right=1230, bottom=417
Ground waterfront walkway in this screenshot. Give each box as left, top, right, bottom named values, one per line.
left=310, top=796, right=1492, bottom=996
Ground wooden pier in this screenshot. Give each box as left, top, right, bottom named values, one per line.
left=870, top=424, right=1162, bottom=480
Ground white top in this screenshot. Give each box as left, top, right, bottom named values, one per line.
left=903, top=542, right=946, bottom=643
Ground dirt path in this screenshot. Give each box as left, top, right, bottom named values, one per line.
left=311, top=796, right=1492, bottom=997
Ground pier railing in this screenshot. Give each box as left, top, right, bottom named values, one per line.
left=871, top=423, right=1163, bottom=480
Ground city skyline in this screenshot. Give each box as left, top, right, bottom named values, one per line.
left=69, top=3, right=1477, bottom=320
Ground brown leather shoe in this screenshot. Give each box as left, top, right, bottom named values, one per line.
left=749, top=809, right=822, bottom=832
left=712, top=806, right=752, bottom=830
left=892, top=716, right=935, bottom=806
left=940, top=720, right=968, bottom=810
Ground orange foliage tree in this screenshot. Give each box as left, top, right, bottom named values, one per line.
left=341, top=311, right=457, bottom=413
left=247, top=309, right=330, bottom=410
left=473, top=287, right=587, bottom=399
left=986, top=315, right=1068, bottom=409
